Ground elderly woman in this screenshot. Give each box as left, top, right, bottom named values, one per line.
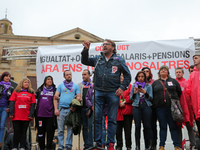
left=130, top=71, right=153, bottom=150
left=152, top=65, right=182, bottom=150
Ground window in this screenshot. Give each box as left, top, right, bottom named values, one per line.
left=1, top=48, right=9, bottom=61
left=0, top=24, right=4, bottom=28
left=27, top=76, right=37, bottom=91
left=74, top=34, right=81, bottom=40
left=29, top=50, right=36, bottom=63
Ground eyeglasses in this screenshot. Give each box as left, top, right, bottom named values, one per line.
left=102, top=43, right=111, bottom=46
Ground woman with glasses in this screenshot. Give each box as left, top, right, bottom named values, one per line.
left=141, top=67, right=156, bottom=150
left=141, top=67, right=154, bottom=85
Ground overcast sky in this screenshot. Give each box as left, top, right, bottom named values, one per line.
left=1, top=0, right=200, bottom=41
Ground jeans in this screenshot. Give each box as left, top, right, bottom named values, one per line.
left=156, top=107, right=179, bottom=147
left=102, top=115, right=107, bottom=146
left=116, top=115, right=133, bottom=148
left=81, top=107, right=93, bottom=148
left=57, top=107, right=73, bottom=150
left=0, top=107, right=8, bottom=143
left=94, top=90, right=119, bottom=146
left=132, top=102, right=153, bottom=140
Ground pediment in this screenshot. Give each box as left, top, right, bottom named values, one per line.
left=50, top=27, right=104, bottom=42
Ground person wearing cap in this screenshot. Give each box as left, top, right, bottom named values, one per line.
left=186, top=52, right=200, bottom=137
left=152, top=65, right=182, bottom=150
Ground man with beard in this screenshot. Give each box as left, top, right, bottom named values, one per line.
left=81, top=39, right=131, bottom=150
left=54, top=70, right=81, bottom=150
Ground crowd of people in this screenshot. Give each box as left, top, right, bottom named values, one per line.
left=0, top=39, right=199, bottom=150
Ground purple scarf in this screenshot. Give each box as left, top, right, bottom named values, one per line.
left=0, top=81, right=11, bottom=94
left=43, top=86, right=53, bottom=95
left=21, top=89, right=28, bottom=92
left=135, top=81, right=145, bottom=88
left=82, top=79, right=92, bottom=86
left=63, top=80, right=73, bottom=91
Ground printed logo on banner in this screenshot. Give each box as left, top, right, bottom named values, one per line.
left=112, top=66, right=118, bottom=73
left=39, top=121, right=42, bottom=127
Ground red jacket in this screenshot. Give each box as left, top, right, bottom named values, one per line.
left=186, top=66, right=200, bottom=120
left=176, top=77, right=194, bottom=126
left=9, top=91, right=36, bottom=121
left=117, top=84, right=133, bottom=121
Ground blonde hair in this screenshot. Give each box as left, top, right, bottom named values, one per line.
left=15, top=78, right=34, bottom=93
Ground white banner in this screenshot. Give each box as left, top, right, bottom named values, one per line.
left=36, top=39, right=195, bottom=87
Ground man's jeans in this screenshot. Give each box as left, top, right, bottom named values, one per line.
left=156, top=107, right=179, bottom=147
left=81, top=107, right=93, bottom=148
left=57, top=107, right=73, bottom=150
left=0, top=107, right=8, bottom=143
left=94, top=90, right=119, bottom=146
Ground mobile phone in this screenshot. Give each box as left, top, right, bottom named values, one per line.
left=138, top=85, right=142, bottom=89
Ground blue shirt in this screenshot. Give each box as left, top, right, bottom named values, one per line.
left=57, top=82, right=80, bottom=108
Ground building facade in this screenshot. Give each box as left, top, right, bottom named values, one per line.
left=0, top=17, right=104, bottom=89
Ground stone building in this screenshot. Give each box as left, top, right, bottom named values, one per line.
left=0, top=17, right=104, bottom=90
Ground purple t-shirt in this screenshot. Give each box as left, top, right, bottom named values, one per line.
left=0, top=92, right=9, bottom=107
left=38, top=90, right=54, bottom=117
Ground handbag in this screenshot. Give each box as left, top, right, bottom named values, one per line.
left=165, top=88, right=185, bottom=123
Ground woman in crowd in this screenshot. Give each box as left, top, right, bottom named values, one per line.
left=141, top=67, right=154, bottom=84
left=0, top=71, right=14, bottom=147
left=35, top=75, right=57, bottom=150
left=130, top=71, right=153, bottom=150
left=9, top=78, right=36, bottom=150
left=152, top=65, right=182, bottom=150
left=116, top=74, right=133, bottom=150
left=141, top=67, right=157, bottom=150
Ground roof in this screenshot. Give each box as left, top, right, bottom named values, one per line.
left=0, top=18, right=12, bottom=24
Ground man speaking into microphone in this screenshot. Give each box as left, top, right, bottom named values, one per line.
left=81, top=39, right=131, bottom=150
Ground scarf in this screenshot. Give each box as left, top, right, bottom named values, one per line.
left=63, top=80, right=73, bottom=91
left=82, top=79, right=92, bottom=87
left=135, top=81, right=146, bottom=88
left=43, top=86, right=53, bottom=95
left=21, top=89, right=28, bottom=92
left=0, top=81, right=11, bottom=94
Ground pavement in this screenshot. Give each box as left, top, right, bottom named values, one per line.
left=30, top=122, right=180, bottom=150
